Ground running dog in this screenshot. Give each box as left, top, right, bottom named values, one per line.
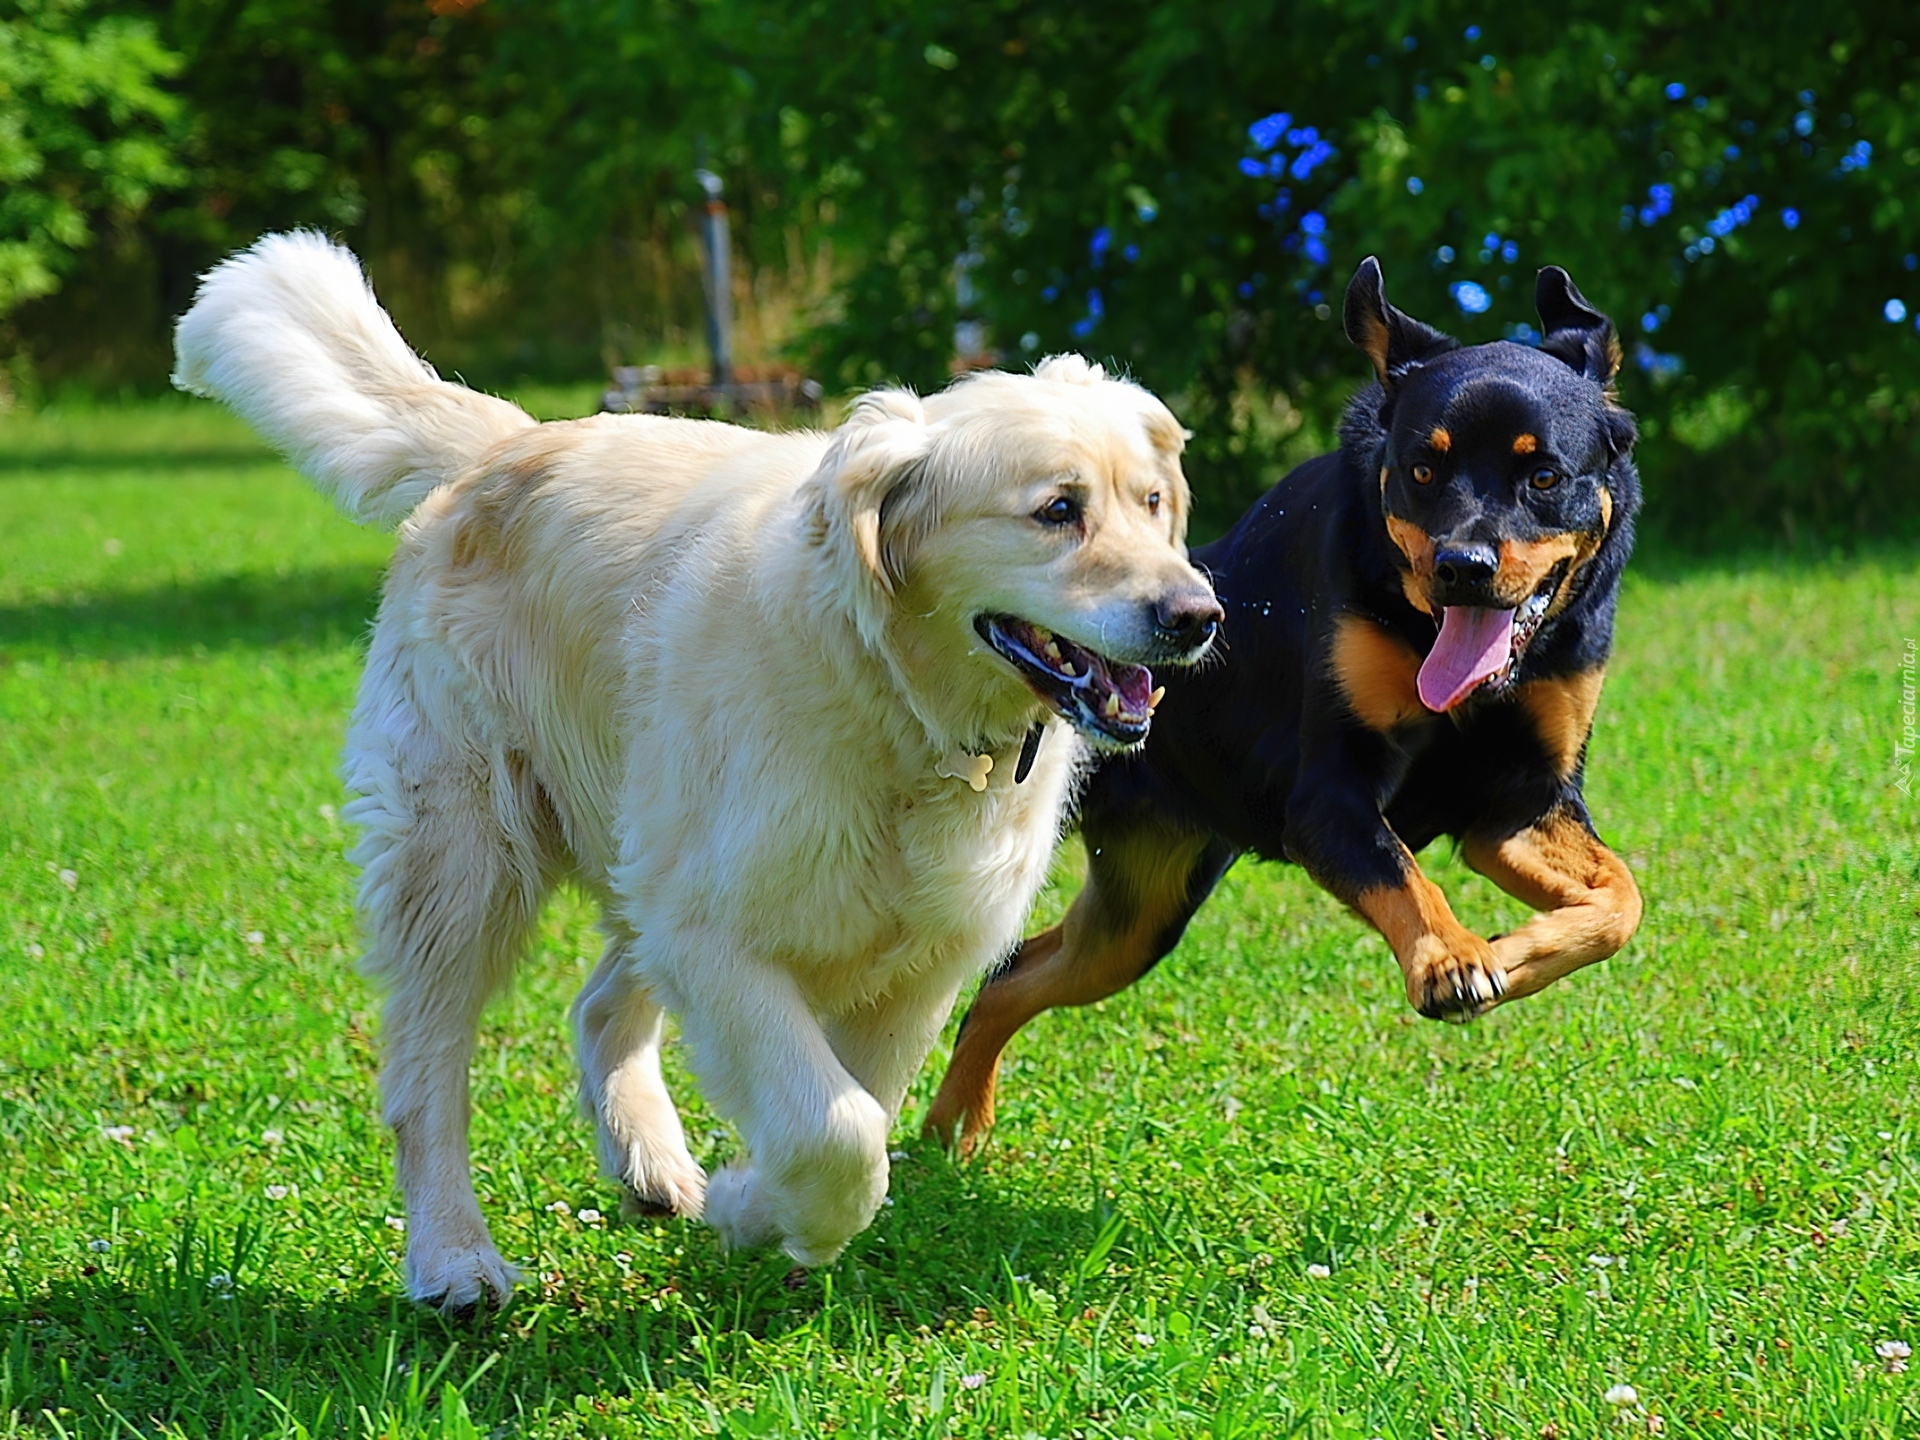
left=927, top=258, right=1643, bottom=1152
left=173, top=232, right=1220, bottom=1306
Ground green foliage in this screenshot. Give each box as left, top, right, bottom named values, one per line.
left=0, top=0, right=182, bottom=317
left=2, top=398, right=1918, bottom=1438
left=766, top=1, right=1920, bottom=537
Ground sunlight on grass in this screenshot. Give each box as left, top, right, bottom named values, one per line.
left=1, top=400, right=1915, bottom=1438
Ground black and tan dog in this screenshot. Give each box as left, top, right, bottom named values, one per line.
left=927, top=258, right=1644, bottom=1151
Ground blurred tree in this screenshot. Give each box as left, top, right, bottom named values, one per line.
left=0, top=0, right=182, bottom=320
left=766, top=0, right=1920, bottom=539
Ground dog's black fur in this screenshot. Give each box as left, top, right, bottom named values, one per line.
left=927, top=259, right=1646, bottom=1149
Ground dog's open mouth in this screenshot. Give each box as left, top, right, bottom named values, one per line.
left=1416, top=565, right=1565, bottom=713
left=975, top=615, right=1158, bottom=746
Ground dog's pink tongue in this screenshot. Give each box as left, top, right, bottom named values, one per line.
left=1418, top=606, right=1516, bottom=712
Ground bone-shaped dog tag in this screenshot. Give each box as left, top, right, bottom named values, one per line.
left=936, top=749, right=992, bottom=792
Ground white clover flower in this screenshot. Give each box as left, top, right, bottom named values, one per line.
left=262, top=1129, right=284, bottom=1146
left=265, top=1185, right=289, bottom=1201
left=385, top=1215, right=406, bottom=1231
left=1134, top=1333, right=1154, bottom=1347
left=1588, top=1254, right=1617, bottom=1269
left=87, top=1238, right=111, bottom=1254
left=578, top=1208, right=603, bottom=1226
left=244, top=931, right=265, bottom=946
left=207, top=1272, right=234, bottom=1294
left=1875, top=1339, right=1910, bottom=1374
left=1604, top=1383, right=1639, bottom=1406
left=888, top=1149, right=909, bottom=1162
left=546, top=1200, right=571, bottom=1216
left=58, top=869, right=78, bottom=891
left=958, top=1373, right=987, bottom=1390
left=102, top=1125, right=134, bottom=1145
left=1306, top=1263, right=1331, bottom=1279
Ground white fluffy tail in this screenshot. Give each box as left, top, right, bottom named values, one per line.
left=172, top=231, right=535, bottom=528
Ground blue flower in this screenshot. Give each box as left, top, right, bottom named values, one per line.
left=1071, top=317, right=1095, bottom=338
left=1905, top=254, right=1918, bottom=272
left=1724, top=145, right=1741, bottom=160
left=1483, top=231, right=1501, bottom=250
left=1414, top=83, right=1431, bottom=100
left=1239, top=156, right=1265, bottom=178
left=1406, top=176, right=1424, bottom=194
left=1647, top=184, right=1674, bottom=217
left=1122, top=244, right=1139, bottom=263
left=1506, top=322, right=1540, bottom=344
left=1299, top=210, right=1327, bottom=236
left=1480, top=54, right=1495, bottom=69
left=1665, top=82, right=1685, bottom=100
left=1248, top=112, right=1292, bottom=152
left=1042, top=285, right=1059, bottom=302
left=1136, top=201, right=1158, bottom=223
left=1634, top=343, right=1683, bottom=378
left=1450, top=280, right=1491, bottom=314
left=1086, top=288, right=1104, bottom=319
left=1291, top=141, right=1334, bottom=181
left=1782, top=208, right=1800, bottom=229
left=1500, top=241, right=1519, bottom=263
left=1793, top=110, right=1814, bottom=137
left=1090, top=228, right=1112, bottom=265
left=1641, top=311, right=1660, bottom=332
left=1692, top=95, right=1708, bottom=111
left=1436, top=245, right=1456, bottom=263
left=1885, top=299, right=1908, bottom=323
left=1303, top=235, right=1329, bottom=266
left=1402, top=34, right=1417, bottom=51
left=1798, top=89, right=1815, bottom=104
left=1464, top=24, right=1482, bottom=41
left=1238, top=281, right=1254, bottom=299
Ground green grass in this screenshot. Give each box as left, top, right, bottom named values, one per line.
left=1, top=397, right=1916, bottom=1439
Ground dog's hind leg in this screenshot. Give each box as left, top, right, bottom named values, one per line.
left=573, top=932, right=706, bottom=1220
left=348, top=683, right=560, bottom=1311
left=923, top=821, right=1236, bottom=1154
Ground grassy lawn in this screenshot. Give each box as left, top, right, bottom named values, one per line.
left=1, top=396, right=1916, bottom=1439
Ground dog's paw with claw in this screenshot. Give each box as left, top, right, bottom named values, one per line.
left=407, top=1240, right=518, bottom=1315
left=1404, top=931, right=1507, bottom=1022
left=617, top=1149, right=707, bottom=1222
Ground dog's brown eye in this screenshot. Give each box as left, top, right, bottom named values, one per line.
left=1146, top=491, right=1161, bottom=514
left=1529, top=466, right=1559, bottom=490
left=1036, top=496, right=1081, bottom=526
left=1411, top=464, right=1434, bottom=485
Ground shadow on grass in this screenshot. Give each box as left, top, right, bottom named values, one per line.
left=1, top=1169, right=1092, bottom=1428
left=0, top=446, right=276, bottom=476
left=0, top=565, right=385, bottom=658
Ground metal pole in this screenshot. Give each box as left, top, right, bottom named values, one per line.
left=693, top=166, right=734, bottom=392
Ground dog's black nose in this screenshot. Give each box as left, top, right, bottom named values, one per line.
left=1153, top=591, right=1224, bottom=649
left=1434, top=544, right=1499, bottom=591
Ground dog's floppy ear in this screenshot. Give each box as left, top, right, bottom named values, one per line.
left=807, top=387, right=932, bottom=597
left=1343, top=256, right=1457, bottom=389
left=1536, top=267, right=1623, bottom=385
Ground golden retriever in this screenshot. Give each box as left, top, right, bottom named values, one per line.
left=171, top=232, right=1221, bottom=1308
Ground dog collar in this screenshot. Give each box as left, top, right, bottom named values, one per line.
left=936, top=721, right=1047, bottom=793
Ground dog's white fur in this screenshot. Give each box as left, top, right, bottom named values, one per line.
left=174, top=231, right=1212, bottom=1307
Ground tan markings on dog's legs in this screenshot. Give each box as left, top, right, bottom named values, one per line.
left=1516, top=668, right=1606, bottom=779
left=1354, top=857, right=1503, bottom=1021
left=573, top=936, right=706, bottom=1219
left=1384, top=515, right=1438, bottom=615
left=925, top=823, right=1218, bottom=1154
left=1330, top=614, right=1427, bottom=731
left=1463, top=807, right=1641, bottom=1003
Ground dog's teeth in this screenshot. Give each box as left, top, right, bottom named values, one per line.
left=1044, top=641, right=1063, bottom=662
left=1059, top=660, right=1076, bottom=677
left=1150, top=685, right=1165, bottom=708
left=1103, top=692, right=1122, bottom=718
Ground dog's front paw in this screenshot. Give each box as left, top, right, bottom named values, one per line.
left=701, top=1163, right=783, bottom=1252
left=1405, top=932, right=1507, bottom=1023
left=407, top=1238, right=518, bottom=1314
